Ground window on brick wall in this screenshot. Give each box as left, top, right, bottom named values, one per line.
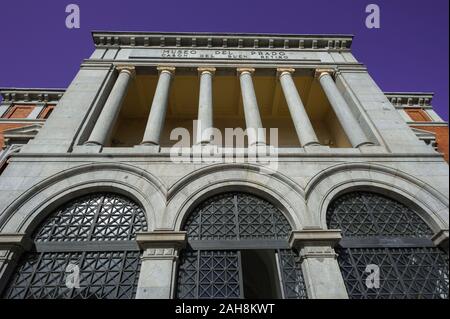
left=406, top=109, right=432, bottom=122
left=4, top=105, right=34, bottom=119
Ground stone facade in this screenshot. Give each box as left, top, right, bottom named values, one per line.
left=0, top=32, right=448, bottom=299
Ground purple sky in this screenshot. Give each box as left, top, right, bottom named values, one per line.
left=0, top=0, right=448, bottom=120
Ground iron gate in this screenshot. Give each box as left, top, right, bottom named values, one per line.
left=176, top=192, right=307, bottom=299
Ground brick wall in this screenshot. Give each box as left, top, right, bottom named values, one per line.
left=412, top=125, right=449, bottom=163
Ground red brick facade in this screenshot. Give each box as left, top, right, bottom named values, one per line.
left=412, top=125, right=449, bottom=162
left=0, top=89, right=64, bottom=150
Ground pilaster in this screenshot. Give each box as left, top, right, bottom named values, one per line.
left=135, top=231, right=187, bottom=299
left=289, top=229, right=348, bottom=299
left=0, top=234, right=32, bottom=294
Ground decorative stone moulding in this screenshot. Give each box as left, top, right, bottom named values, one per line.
left=0, top=89, right=65, bottom=104
left=92, top=32, right=353, bottom=51
left=385, top=92, right=434, bottom=107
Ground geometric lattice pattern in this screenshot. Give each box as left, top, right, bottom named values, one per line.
left=278, top=249, right=308, bottom=299
left=184, top=192, right=291, bottom=240
left=337, top=247, right=449, bottom=299
left=3, top=193, right=147, bottom=299
left=36, top=194, right=147, bottom=242
left=177, top=250, right=241, bottom=299
left=327, top=192, right=433, bottom=238
left=178, top=192, right=306, bottom=299
left=328, top=191, right=449, bottom=299
left=4, top=251, right=141, bottom=299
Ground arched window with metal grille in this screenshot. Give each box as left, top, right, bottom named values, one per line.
left=176, top=192, right=307, bottom=299
left=2, top=193, right=148, bottom=299
left=327, top=191, right=449, bottom=299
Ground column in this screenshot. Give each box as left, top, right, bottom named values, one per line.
left=316, top=69, right=372, bottom=148
left=135, top=231, right=187, bottom=299
left=289, top=229, right=348, bottom=299
left=141, top=67, right=175, bottom=146
left=86, top=66, right=135, bottom=146
left=278, top=68, right=320, bottom=147
left=237, top=68, right=266, bottom=146
left=196, top=68, right=215, bottom=144
left=0, top=234, right=31, bottom=294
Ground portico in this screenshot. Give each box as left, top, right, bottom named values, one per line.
left=83, top=64, right=373, bottom=150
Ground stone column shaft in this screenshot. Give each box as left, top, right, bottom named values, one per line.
left=238, top=68, right=266, bottom=146
left=278, top=69, right=320, bottom=147
left=86, top=66, right=135, bottom=146
left=141, top=67, right=175, bottom=145
left=196, top=68, right=215, bottom=144
left=317, top=70, right=371, bottom=148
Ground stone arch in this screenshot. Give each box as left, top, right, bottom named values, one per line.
left=0, top=162, right=166, bottom=234
left=164, top=163, right=307, bottom=231
left=305, top=162, right=449, bottom=232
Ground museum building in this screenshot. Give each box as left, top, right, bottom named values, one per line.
left=0, top=32, right=448, bottom=299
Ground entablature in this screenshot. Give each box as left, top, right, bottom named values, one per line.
left=92, top=31, right=354, bottom=51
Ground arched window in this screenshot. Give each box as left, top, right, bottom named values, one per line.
left=327, top=191, right=449, bottom=299
left=177, top=192, right=307, bottom=299
left=3, top=193, right=148, bottom=299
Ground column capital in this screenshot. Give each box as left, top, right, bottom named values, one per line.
left=237, top=67, right=255, bottom=75
left=0, top=233, right=32, bottom=251
left=277, top=68, right=295, bottom=78
left=198, top=67, right=216, bottom=75
left=157, top=66, right=176, bottom=76
left=432, top=229, right=449, bottom=250
left=314, top=68, right=335, bottom=79
left=115, top=65, right=136, bottom=78
left=289, top=228, right=342, bottom=250
left=136, top=231, right=187, bottom=250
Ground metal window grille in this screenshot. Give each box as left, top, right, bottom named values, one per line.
left=327, top=191, right=449, bottom=299
left=3, top=193, right=147, bottom=299
left=177, top=192, right=307, bottom=299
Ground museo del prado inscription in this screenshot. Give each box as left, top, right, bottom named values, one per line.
left=162, top=49, right=289, bottom=59
left=130, top=48, right=319, bottom=61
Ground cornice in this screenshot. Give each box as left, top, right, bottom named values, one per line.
left=408, top=122, right=449, bottom=127
left=385, top=92, right=434, bottom=107
left=0, top=88, right=65, bottom=104
left=92, top=31, right=353, bottom=51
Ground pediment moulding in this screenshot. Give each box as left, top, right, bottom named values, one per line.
left=92, top=31, right=353, bottom=51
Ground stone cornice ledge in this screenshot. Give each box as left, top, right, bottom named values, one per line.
left=92, top=31, right=353, bottom=51
left=1, top=88, right=65, bottom=104
left=0, top=233, right=32, bottom=251
left=385, top=92, right=434, bottom=107
left=289, top=228, right=342, bottom=249
left=136, top=231, right=187, bottom=250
